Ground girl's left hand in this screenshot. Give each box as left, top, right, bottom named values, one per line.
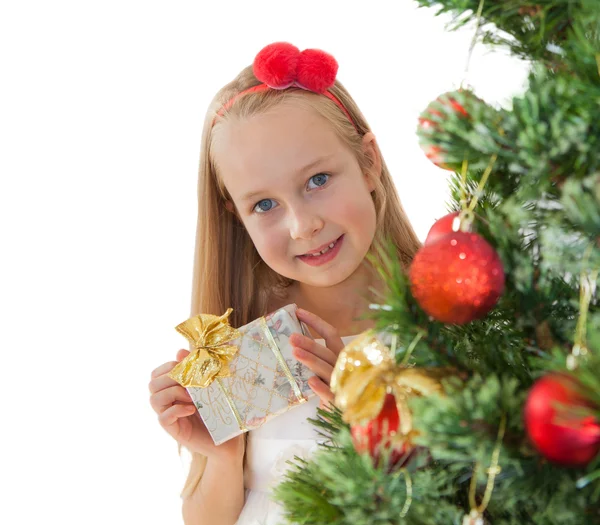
left=290, top=308, right=346, bottom=411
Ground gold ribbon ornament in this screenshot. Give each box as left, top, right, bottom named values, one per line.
left=169, top=308, right=242, bottom=388
left=330, top=331, right=449, bottom=435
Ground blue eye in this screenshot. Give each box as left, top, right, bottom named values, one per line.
left=307, top=173, right=329, bottom=189
left=253, top=199, right=277, bottom=213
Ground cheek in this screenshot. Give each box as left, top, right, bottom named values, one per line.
left=243, top=221, right=287, bottom=263
left=332, top=188, right=377, bottom=241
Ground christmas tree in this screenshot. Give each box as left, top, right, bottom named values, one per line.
left=274, top=1, right=600, bottom=523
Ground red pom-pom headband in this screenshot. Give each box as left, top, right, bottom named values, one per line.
left=213, top=42, right=357, bottom=130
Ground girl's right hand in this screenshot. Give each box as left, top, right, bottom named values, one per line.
left=148, top=349, right=245, bottom=463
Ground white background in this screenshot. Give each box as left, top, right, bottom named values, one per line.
left=0, top=1, right=529, bottom=523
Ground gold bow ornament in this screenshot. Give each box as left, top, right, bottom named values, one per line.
left=330, top=331, right=450, bottom=439
left=169, top=308, right=242, bottom=388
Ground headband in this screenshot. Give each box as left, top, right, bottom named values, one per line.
left=213, top=42, right=357, bottom=130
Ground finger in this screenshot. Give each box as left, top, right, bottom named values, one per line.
left=289, top=333, right=337, bottom=367
left=151, top=360, right=179, bottom=379
left=296, top=309, right=345, bottom=355
left=150, top=385, right=193, bottom=413
left=308, top=376, right=335, bottom=408
left=159, top=403, right=197, bottom=428
left=293, top=350, right=334, bottom=386
left=148, top=373, right=180, bottom=394
left=176, top=349, right=190, bottom=362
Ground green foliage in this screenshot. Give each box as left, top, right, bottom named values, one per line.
left=275, top=408, right=464, bottom=525
left=414, top=0, right=600, bottom=82
left=417, top=68, right=600, bottom=200
left=274, top=1, right=600, bottom=522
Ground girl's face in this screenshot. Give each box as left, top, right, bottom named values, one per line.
left=213, top=101, right=379, bottom=289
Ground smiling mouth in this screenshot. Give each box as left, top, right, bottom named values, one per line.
left=299, top=235, right=342, bottom=257
left=301, top=236, right=342, bottom=257
left=296, top=235, right=345, bottom=267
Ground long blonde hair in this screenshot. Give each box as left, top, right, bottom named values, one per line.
left=180, top=64, right=421, bottom=498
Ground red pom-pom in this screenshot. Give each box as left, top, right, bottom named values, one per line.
left=425, top=212, right=462, bottom=244
left=253, top=42, right=300, bottom=88
left=409, top=231, right=505, bottom=324
left=525, top=374, right=600, bottom=467
left=351, top=394, right=413, bottom=470
left=296, top=49, right=338, bottom=93
left=252, top=43, right=338, bottom=94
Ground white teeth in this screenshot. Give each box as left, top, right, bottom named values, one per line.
left=309, top=239, right=337, bottom=257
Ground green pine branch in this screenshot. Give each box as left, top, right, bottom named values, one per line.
left=273, top=1, right=600, bottom=522
left=412, top=0, right=600, bottom=82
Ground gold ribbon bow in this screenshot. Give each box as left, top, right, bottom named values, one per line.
left=169, top=308, right=242, bottom=388
left=330, top=331, right=448, bottom=435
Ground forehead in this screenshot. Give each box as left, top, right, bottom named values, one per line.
left=212, top=101, right=347, bottom=195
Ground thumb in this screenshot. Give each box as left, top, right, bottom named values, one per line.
left=176, top=348, right=190, bottom=362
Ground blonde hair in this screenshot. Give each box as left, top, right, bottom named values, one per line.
left=180, top=64, right=421, bottom=498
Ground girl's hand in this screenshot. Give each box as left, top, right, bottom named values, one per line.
left=290, top=309, right=346, bottom=411
left=148, top=350, right=245, bottom=464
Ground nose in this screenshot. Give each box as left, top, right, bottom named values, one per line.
left=288, top=203, right=324, bottom=241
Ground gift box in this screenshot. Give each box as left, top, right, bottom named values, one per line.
left=169, top=304, right=315, bottom=445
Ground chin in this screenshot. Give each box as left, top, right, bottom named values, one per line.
left=299, top=274, right=349, bottom=288
left=298, top=261, right=364, bottom=288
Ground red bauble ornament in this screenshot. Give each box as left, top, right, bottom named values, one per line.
left=351, top=393, right=412, bottom=469
left=524, top=373, right=600, bottom=467
left=417, top=90, right=474, bottom=170
left=409, top=231, right=505, bottom=324
left=425, top=211, right=463, bottom=245
left=421, top=145, right=451, bottom=170
left=418, top=93, right=468, bottom=131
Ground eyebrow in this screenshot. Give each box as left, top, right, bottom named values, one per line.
left=240, top=154, right=335, bottom=203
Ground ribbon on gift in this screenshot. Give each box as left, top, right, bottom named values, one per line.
left=259, top=317, right=305, bottom=405
left=169, top=308, right=242, bottom=388
left=170, top=308, right=306, bottom=433
left=330, top=330, right=449, bottom=435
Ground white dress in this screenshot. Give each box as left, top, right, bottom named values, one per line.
left=234, top=335, right=358, bottom=525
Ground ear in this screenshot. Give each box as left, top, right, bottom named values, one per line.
left=225, top=200, right=244, bottom=223
left=361, top=132, right=382, bottom=192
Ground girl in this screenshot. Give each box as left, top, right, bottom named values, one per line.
left=148, top=42, right=421, bottom=525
